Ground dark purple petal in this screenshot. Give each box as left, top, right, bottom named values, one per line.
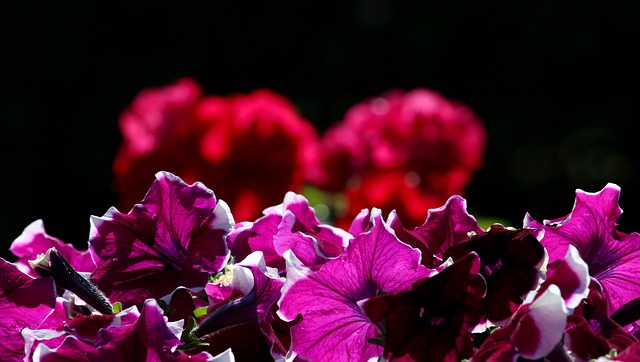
left=0, top=258, right=56, bottom=360
left=444, top=224, right=546, bottom=325
left=362, top=252, right=486, bottom=362
left=89, top=171, right=232, bottom=308
left=388, top=195, right=483, bottom=268
left=525, top=183, right=640, bottom=315
left=278, top=209, right=433, bottom=361
left=565, top=281, right=637, bottom=362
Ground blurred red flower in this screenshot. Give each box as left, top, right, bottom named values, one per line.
left=310, top=89, right=486, bottom=227
left=113, top=78, right=318, bottom=222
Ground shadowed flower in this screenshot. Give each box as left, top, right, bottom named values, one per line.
left=89, top=171, right=233, bottom=309
left=565, top=280, right=637, bottom=362
left=114, top=78, right=319, bottom=223
left=525, top=183, right=640, bottom=315
left=443, top=224, right=546, bottom=325
left=388, top=195, right=483, bottom=268
left=0, top=257, right=56, bottom=360
left=277, top=209, right=434, bottom=361
left=473, top=245, right=591, bottom=361
left=362, top=252, right=487, bottom=362
left=310, top=88, right=486, bottom=227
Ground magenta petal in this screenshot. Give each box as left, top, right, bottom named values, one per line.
left=0, top=258, right=56, bottom=360
left=89, top=171, right=232, bottom=308
left=10, top=220, right=95, bottom=277
left=525, top=183, right=640, bottom=314
left=278, top=209, right=433, bottom=361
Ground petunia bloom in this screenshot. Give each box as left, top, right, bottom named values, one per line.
left=473, top=245, right=591, bottom=361
left=32, top=299, right=222, bottom=361
left=565, top=280, right=637, bottom=362
left=362, top=252, right=487, bottom=362
left=310, top=88, right=486, bottom=227
left=227, top=192, right=351, bottom=273
left=0, top=257, right=56, bottom=361
left=443, top=224, right=547, bottom=326
left=10, top=219, right=95, bottom=277
left=525, top=183, right=640, bottom=315
left=192, top=252, right=286, bottom=360
left=113, top=78, right=319, bottom=223
left=277, top=208, right=434, bottom=361
left=89, top=171, right=233, bottom=309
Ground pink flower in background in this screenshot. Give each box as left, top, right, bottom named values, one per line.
left=113, top=78, right=204, bottom=210
left=113, top=79, right=318, bottom=223
left=310, top=89, right=486, bottom=227
left=194, top=90, right=318, bottom=223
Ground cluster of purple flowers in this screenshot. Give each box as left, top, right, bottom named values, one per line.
left=3, top=171, right=640, bottom=361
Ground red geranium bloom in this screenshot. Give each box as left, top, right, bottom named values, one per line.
left=113, top=78, right=318, bottom=223
left=310, top=88, right=486, bottom=227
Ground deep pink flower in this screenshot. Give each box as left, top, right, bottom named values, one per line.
left=362, top=252, right=487, bottom=362
left=443, top=224, right=547, bottom=325
left=525, top=183, right=640, bottom=315
left=113, top=78, right=319, bottom=223
left=473, top=245, right=591, bottom=361
left=0, top=257, right=56, bottom=360
left=228, top=192, right=351, bottom=273
left=194, top=90, right=318, bottom=222
left=10, top=219, right=96, bottom=277
left=310, top=88, right=486, bottom=227
left=89, top=171, right=233, bottom=309
left=277, top=209, right=433, bottom=361
left=113, top=78, right=204, bottom=210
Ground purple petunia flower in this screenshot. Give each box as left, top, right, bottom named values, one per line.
left=32, top=299, right=224, bottom=361
left=443, top=224, right=547, bottom=326
left=473, top=245, right=591, bottom=361
left=525, top=183, right=640, bottom=315
left=89, top=171, right=233, bottom=309
left=0, top=257, right=56, bottom=361
left=564, top=280, right=637, bottom=362
left=277, top=208, right=433, bottom=361
left=10, top=220, right=96, bottom=277
left=228, top=192, right=351, bottom=273
left=362, top=252, right=487, bottom=362
left=193, top=252, right=285, bottom=360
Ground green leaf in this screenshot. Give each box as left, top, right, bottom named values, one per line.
left=112, top=302, right=122, bottom=313
left=475, top=216, right=513, bottom=230
left=193, top=306, right=208, bottom=318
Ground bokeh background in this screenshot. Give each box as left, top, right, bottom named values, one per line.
left=2, top=1, right=639, bottom=259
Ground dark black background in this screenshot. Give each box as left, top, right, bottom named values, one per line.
left=2, top=1, right=639, bottom=259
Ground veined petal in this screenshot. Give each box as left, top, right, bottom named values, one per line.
left=89, top=171, right=231, bottom=309
left=277, top=209, right=433, bottom=361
